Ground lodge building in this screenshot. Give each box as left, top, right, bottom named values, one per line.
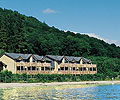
left=0, top=52, right=97, bottom=75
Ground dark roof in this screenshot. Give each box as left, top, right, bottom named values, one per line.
left=46, top=55, right=64, bottom=61
left=46, top=55, right=91, bottom=63
left=3, top=52, right=91, bottom=63
left=82, top=57, right=91, bottom=63
left=34, top=55, right=43, bottom=60
left=34, top=55, right=52, bottom=62
left=43, top=57, right=53, bottom=62
left=5, top=52, right=32, bottom=60
left=65, top=56, right=82, bottom=62
left=4, top=52, right=52, bottom=62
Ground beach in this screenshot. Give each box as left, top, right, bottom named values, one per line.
left=0, top=80, right=120, bottom=89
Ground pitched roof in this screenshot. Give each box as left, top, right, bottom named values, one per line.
left=65, top=56, right=82, bottom=62
left=46, top=55, right=64, bottom=61
left=4, top=52, right=52, bottom=62
left=82, top=57, right=91, bottom=63
left=34, top=55, right=43, bottom=60
left=3, top=52, right=91, bottom=63
left=65, top=56, right=91, bottom=63
left=43, top=57, right=53, bottom=62
left=5, top=52, right=32, bottom=60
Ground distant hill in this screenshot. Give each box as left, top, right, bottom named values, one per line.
left=0, top=8, right=120, bottom=77
left=0, top=8, right=120, bottom=58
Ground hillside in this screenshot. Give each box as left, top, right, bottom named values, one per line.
left=0, top=8, right=120, bottom=77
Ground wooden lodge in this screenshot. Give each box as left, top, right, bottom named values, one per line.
left=0, top=52, right=97, bottom=75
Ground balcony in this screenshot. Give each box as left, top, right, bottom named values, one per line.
left=57, top=71, right=97, bottom=75
left=59, top=63, right=96, bottom=68
left=16, top=70, right=97, bottom=75
left=16, top=62, right=51, bottom=67
left=16, top=70, right=57, bottom=74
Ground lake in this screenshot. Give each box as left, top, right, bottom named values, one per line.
left=0, top=84, right=120, bottom=100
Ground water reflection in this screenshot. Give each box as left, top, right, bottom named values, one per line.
left=0, top=84, right=120, bottom=100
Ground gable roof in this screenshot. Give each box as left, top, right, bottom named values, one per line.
left=2, top=52, right=91, bottom=63
left=5, top=52, right=32, bottom=60
left=34, top=55, right=43, bottom=60
left=4, top=52, right=52, bottom=62
left=34, top=55, right=52, bottom=62
left=65, top=56, right=91, bottom=63
left=65, top=56, right=82, bottom=62
left=82, top=57, right=91, bottom=63
left=46, top=55, right=64, bottom=61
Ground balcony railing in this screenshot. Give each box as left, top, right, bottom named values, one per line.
left=16, top=62, right=51, bottom=67
left=16, top=70, right=97, bottom=75
left=59, top=63, right=96, bottom=68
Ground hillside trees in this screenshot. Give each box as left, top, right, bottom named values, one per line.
left=0, top=8, right=120, bottom=75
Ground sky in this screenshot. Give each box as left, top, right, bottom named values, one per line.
left=0, top=0, right=120, bottom=46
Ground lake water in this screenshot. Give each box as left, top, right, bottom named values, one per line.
left=0, top=84, right=120, bottom=100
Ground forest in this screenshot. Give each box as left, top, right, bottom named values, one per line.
left=0, top=8, right=120, bottom=78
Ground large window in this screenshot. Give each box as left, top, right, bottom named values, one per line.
left=28, top=67, right=31, bottom=71
left=79, top=68, right=82, bottom=71
left=41, top=67, right=44, bottom=71
left=73, top=67, right=76, bottom=71
left=60, top=67, right=64, bottom=71
left=65, top=67, right=68, bottom=71
left=17, top=66, right=20, bottom=71
left=89, top=68, right=93, bottom=71
left=83, top=67, right=86, bottom=71
left=93, top=67, right=96, bottom=71
left=21, top=66, right=24, bottom=70
left=45, top=67, right=50, bottom=71
left=32, top=67, right=36, bottom=70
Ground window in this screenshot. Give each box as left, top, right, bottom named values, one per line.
left=17, top=66, right=20, bottom=70
left=28, top=67, right=31, bottom=71
left=89, top=68, right=93, bottom=71
left=41, top=67, right=44, bottom=71
left=45, top=67, right=50, bottom=71
left=73, top=67, right=76, bottom=71
left=21, top=66, right=24, bottom=70
left=79, top=68, right=82, bottom=71
left=32, top=67, right=36, bottom=70
left=93, top=68, right=96, bottom=71
left=65, top=67, right=68, bottom=71
left=83, top=67, right=86, bottom=71
left=60, top=67, right=64, bottom=71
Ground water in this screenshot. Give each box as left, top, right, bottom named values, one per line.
left=0, top=84, right=120, bottom=100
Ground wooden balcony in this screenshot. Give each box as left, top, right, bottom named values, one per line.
left=16, top=70, right=57, bottom=74
left=16, top=62, right=51, bottom=67
left=57, top=71, right=97, bottom=75
left=16, top=70, right=97, bottom=75
left=59, top=63, right=96, bottom=68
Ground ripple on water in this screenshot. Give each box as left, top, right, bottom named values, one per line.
left=0, top=84, right=120, bottom=100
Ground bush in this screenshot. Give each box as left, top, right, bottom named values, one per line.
left=0, top=71, right=119, bottom=83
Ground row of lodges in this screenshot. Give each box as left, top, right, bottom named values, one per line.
left=0, top=52, right=97, bottom=75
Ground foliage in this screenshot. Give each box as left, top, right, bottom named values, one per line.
left=88, top=56, right=120, bottom=77
left=0, top=8, right=120, bottom=79
left=0, top=70, right=119, bottom=83
left=0, top=8, right=120, bottom=58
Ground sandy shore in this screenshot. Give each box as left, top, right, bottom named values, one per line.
left=0, top=81, right=120, bottom=89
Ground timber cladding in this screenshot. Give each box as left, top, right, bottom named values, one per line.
left=0, top=52, right=97, bottom=74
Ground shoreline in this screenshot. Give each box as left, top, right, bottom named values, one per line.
left=0, top=80, right=120, bottom=89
